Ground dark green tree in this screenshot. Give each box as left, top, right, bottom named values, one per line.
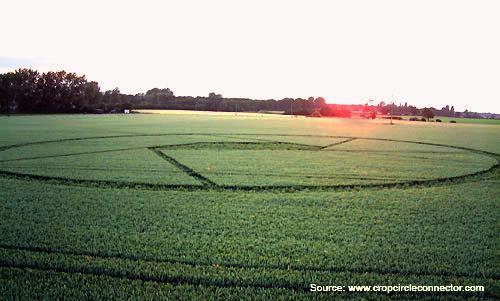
left=422, top=107, right=435, bottom=121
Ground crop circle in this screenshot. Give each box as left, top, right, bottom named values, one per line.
left=0, top=134, right=498, bottom=191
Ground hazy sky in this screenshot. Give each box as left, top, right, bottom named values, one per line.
left=1, top=0, right=499, bottom=112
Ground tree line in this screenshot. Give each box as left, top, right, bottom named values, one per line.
left=0, top=68, right=467, bottom=118
left=0, top=68, right=344, bottom=116
left=0, top=69, right=101, bottom=113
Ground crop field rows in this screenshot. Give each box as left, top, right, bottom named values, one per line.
left=0, top=115, right=499, bottom=300
left=0, top=181, right=499, bottom=300
left=0, top=176, right=499, bottom=300
left=0, top=243, right=498, bottom=299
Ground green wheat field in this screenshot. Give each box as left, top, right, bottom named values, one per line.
left=0, top=112, right=499, bottom=300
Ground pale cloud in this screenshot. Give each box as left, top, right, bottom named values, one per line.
left=1, top=0, right=499, bottom=112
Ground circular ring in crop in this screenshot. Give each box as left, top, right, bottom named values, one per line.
left=0, top=134, right=498, bottom=192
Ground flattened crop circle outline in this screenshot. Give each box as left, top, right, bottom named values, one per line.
left=0, top=133, right=498, bottom=192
